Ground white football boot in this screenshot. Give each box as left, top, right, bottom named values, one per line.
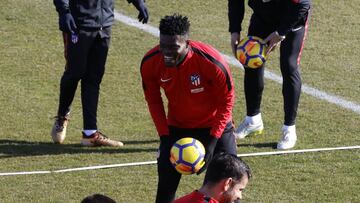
left=51, top=114, right=70, bottom=144
left=277, top=125, right=297, bottom=150
left=234, top=114, right=264, bottom=140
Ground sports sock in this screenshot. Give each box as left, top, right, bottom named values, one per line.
left=246, top=113, right=262, bottom=124
left=282, top=124, right=296, bottom=132
left=83, top=129, right=97, bottom=136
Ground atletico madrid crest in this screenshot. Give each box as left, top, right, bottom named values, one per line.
left=71, top=33, right=78, bottom=44
left=190, top=74, right=201, bottom=86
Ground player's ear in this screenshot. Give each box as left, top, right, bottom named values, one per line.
left=222, top=177, right=233, bottom=191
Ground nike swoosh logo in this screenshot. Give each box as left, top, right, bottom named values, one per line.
left=160, top=78, right=172, bottom=82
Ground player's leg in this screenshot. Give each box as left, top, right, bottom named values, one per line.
left=79, top=27, right=123, bottom=147
left=245, top=15, right=273, bottom=117
left=81, top=28, right=110, bottom=131
left=58, top=31, right=94, bottom=118
left=214, top=122, right=237, bottom=156
left=156, top=129, right=181, bottom=203
left=280, top=25, right=308, bottom=126
left=277, top=21, right=308, bottom=149
left=156, top=154, right=182, bottom=203
left=234, top=15, right=272, bottom=140
left=51, top=31, right=94, bottom=143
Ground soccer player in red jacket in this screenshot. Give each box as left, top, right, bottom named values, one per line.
left=174, top=153, right=251, bottom=203
left=228, top=0, right=311, bottom=149
left=140, top=14, right=237, bottom=203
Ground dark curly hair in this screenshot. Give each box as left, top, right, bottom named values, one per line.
left=159, top=14, right=190, bottom=36
left=81, top=194, right=116, bottom=203
left=203, top=153, right=251, bottom=186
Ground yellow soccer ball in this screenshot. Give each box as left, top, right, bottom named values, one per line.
left=170, top=137, right=206, bottom=175
left=236, top=36, right=267, bottom=69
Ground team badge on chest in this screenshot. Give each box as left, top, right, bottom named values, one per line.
left=190, top=74, right=204, bottom=93
left=190, top=74, right=201, bottom=86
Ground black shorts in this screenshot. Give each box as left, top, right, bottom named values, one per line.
left=167, top=122, right=237, bottom=156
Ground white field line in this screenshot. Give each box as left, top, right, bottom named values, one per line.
left=114, top=11, right=360, bottom=115
left=1, top=145, right=359, bottom=176
left=0, top=171, right=51, bottom=176
left=237, top=145, right=360, bottom=157
left=53, top=160, right=157, bottom=173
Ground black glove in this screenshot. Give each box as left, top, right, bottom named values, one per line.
left=197, top=136, right=218, bottom=175
left=59, top=12, right=77, bottom=33
left=130, top=0, right=149, bottom=24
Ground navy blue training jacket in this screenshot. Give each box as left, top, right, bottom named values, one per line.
left=53, top=0, right=137, bottom=29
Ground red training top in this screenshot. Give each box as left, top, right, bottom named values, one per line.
left=174, top=190, right=219, bottom=203
left=140, top=40, right=234, bottom=138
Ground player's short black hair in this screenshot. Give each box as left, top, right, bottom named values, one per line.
left=159, top=14, right=190, bottom=36
left=203, top=153, right=251, bottom=186
left=81, top=194, right=117, bottom=203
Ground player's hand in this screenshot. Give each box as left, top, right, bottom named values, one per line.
left=263, top=31, right=285, bottom=55
left=231, top=32, right=240, bottom=58
left=131, top=0, right=149, bottom=24
left=59, top=12, right=77, bottom=33
left=197, top=136, right=218, bottom=175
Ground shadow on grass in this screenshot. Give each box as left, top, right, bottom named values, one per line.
left=238, top=142, right=277, bottom=149
left=0, top=139, right=158, bottom=158
left=123, top=139, right=159, bottom=145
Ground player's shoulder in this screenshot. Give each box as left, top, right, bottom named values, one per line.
left=189, top=40, right=227, bottom=66
left=173, top=191, right=197, bottom=203
left=189, top=40, right=221, bottom=56
left=174, top=191, right=218, bottom=203
left=141, top=45, right=161, bottom=65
